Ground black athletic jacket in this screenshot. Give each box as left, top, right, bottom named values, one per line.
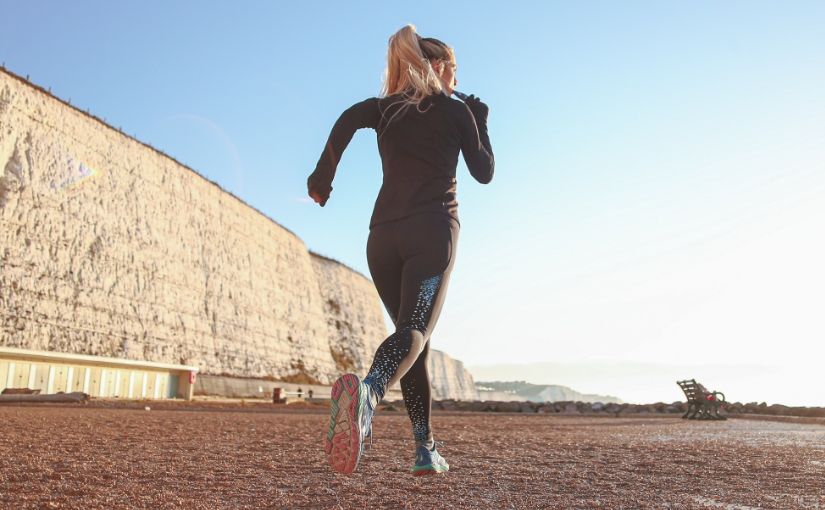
left=308, top=92, right=494, bottom=227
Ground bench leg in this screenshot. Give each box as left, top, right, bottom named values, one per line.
left=711, top=405, right=727, bottom=421
left=688, top=405, right=700, bottom=419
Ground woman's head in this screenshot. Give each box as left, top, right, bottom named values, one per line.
left=381, top=24, right=457, bottom=104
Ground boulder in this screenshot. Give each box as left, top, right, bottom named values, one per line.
left=483, top=401, right=500, bottom=412
left=576, top=404, right=591, bottom=414
left=471, top=401, right=491, bottom=412
left=768, top=404, right=790, bottom=416
left=440, top=400, right=457, bottom=411
left=604, top=403, right=623, bottom=414
left=496, top=401, right=521, bottom=413
left=563, top=403, right=580, bottom=414
left=454, top=401, right=474, bottom=411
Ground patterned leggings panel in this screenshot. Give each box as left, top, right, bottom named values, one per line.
left=363, top=212, right=459, bottom=442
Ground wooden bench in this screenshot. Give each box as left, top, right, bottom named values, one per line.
left=677, top=379, right=727, bottom=420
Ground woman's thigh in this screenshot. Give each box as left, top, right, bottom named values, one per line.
left=366, top=221, right=404, bottom=325
left=395, top=213, right=459, bottom=334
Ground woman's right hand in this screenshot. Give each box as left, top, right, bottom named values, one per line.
left=461, top=94, right=489, bottom=122
left=307, top=173, right=331, bottom=207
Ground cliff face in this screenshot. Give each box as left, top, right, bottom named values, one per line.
left=429, top=349, right=479, bottom=401
left=310, top=254, right=385, bottom=375
left=0, top=70, right=385, bottom=384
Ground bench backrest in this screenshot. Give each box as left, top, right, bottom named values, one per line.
left=677, top=379, right=705, bottom=403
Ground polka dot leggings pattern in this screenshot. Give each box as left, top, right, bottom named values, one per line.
left=364, top=275, right=444, bottom=441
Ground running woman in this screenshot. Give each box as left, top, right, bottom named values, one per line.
left=308, top=24, right=494, bottom=476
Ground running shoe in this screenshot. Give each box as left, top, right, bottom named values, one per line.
left=412, top=443, right=450, bottom=476
left=325, top=374, right=376, bottom=474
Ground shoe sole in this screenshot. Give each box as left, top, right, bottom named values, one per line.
left=412, top=465, right=449, bottom=477
left=325, top=374, right=364, bottom=474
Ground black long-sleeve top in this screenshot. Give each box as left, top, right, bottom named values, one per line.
left=308, top=92, right=494, bottom=227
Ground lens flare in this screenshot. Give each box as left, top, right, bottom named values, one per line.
left=49, top=155, right=101, bottom=193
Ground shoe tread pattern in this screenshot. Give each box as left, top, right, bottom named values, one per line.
left=326, top=374, right=363, bottom=474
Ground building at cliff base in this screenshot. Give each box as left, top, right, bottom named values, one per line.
left=0, top=69, right=477, bottom=400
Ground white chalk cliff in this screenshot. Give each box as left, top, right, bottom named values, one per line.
left=0, top=69, right=479, bottom=396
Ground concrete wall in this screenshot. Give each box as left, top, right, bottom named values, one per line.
left=0, top=70, right=386, bottom=384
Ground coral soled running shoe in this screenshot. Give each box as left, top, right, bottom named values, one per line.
left=412, top=444, right=450, bottom=476
left=325, top=374, right=376, bottom=474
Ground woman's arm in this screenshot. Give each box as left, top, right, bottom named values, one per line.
left=459, top=98, right=494, bottom=184
left=307, top=98, right=381, bottom=206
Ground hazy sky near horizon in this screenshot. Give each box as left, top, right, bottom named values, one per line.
left=2, top=2, right=824, bottom=405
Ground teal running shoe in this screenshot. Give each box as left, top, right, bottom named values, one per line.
left=412, top=443, right=449, bottom=476
left=325, top=374, right=376, bottom=474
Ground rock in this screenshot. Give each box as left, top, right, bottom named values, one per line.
left=483, top=401, right=499, bottom=412
left=468, top=401, right=490, bottom=412
left=604, top=403, right=623, bottom=414
left=563, top=403, right=580, bottom=414
left=768, top=404, right=790, bottom=416
left=519, top=403, right=537, bottom=413
left=454, top=401, right=474, bottom=411
left=537, top=404, right=556, bottom=413
left=576, top=402, right=594, bottom=413
left=496, top=402, right=521, bottom=413
left=619, top=405, right=638, bottom=415
left=440, top=400, right=457, bottom=411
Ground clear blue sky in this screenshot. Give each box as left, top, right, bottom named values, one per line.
left=3, top=1, right=824, bottom=405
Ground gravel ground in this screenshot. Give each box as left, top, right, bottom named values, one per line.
left=1, top=403, right=823, bottom=509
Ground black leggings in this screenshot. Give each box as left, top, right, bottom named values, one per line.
left=362, top=212, right=459, bottom=443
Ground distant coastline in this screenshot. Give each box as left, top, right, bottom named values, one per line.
left=476, top=381, right=623, bottom=404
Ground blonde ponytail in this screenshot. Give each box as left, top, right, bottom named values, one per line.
left=380, top=24, right=454, bottom=109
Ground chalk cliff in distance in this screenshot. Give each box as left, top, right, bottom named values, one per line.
left=477, top=381, right=623, bottom=404
left=429, top=349, right=479, bottom=401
